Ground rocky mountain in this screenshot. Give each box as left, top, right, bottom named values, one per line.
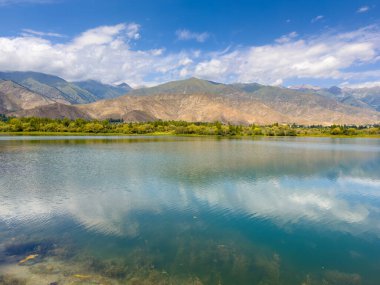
left=1, top=74, right=379, bottom=125
left=0, top=71, right=131, bottom=104
left=80, top=92, right=290, bottom=124
left=73, top=80, right=132, bottom=100
left=10, top=103, right=92, bottom=120
left=0, top=80, right=54, bottom=114
left=290, top=85, right=380, bottom=112
left=76, top=78, right=379, bottom=125
left=0, top=71, right=95, bottom=104
left=130, top=77, right=237, bottom=96
left=343, top=87, right=380, bottom=112
left=117, top=83, right=133, bottom=91
left=235, top=85, right=380, bottom=124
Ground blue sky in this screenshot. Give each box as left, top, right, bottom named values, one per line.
left=0, top=0, right=379, bottom=87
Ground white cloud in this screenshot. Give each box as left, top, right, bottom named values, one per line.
left=341, top=81, right=380, bottom=89
left=0, top=23, right=178, bottom=86
left=191, top=26, right=379, bottom=84
left=272, top=79, right=283, bottom=86
left=72, top=23, right=139, bottom=47
left=125, top=23, right=141, bottom=40
left=357, top=6, right=369, bottom=13
left=176, top=29, right=209, bottom=43
left=1, top=174, right=378, bottom=237
left=275, top=31, right=298, bottom=44
left=0, top=23, right=379, bottom=87
left=311, top=15, right=324, bottom=23
left=178, top=57, right=193, bottom=66
left=21, top=29, right=65, bottom=38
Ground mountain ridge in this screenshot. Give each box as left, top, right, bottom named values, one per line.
left=76, top=82, right=379, bottom=125
left=0, top=73, right=379, bottom=125
left=290, top=84, right=380, bottom=112
left=0, top=80, right=54, bottom=113
left=0, top=71, right=132, bottom=104
left=73, top=80, right=132, bottom=100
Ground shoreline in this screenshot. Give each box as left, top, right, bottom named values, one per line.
left=1, top=131, right=379, bottom=139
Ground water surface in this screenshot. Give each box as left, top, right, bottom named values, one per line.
left=0, top=136, right=379, bottom=284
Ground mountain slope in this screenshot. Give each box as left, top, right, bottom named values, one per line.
left=130, top=77, right=238, bottom=96
left=12, top=77, right=72, bottom=105
left=343, top=87, right=380, bottom=112
left=0, top=80, right=54, bottom=113
left=77, top=78, right=379, bottom=125
left=5, top=76, right=380, bottom=125
left=80, top=93, right=290, bottom=124
left=290, top=85, right=379, bottom=111
left=117, top=83, right=133, bottom=91
left=10, top=103, right=91, bottom=120
left=0, top=71, right=97, bottom=104
left=73, top=80, right=131, bottom=100
left=237, top=85, right=380, bottom=124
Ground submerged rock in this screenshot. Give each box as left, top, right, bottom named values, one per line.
left=301, top=270, right=362, bottom=285
left=323, top=270, right=361, bottom=285
left=72, top=274, right=92, bottom=279
left=18, top=255, right=39, bottom=265
left=5, top=241, right=54, bottom=257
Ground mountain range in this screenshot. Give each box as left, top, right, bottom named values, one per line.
left=289, top=85, right=380, bottom=112
left=0, top=71, right=131, bottom=105
left=1, top=71, right=379, bottom=125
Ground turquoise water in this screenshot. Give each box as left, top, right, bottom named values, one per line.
left=0, top=136, right=379, bottom=284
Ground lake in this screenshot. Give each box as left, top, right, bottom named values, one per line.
left=0, top=136, right=379, bottom=284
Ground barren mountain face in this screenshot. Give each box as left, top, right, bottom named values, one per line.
left=1, top=74, right=379, bottom=125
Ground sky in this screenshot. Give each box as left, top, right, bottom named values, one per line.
left=0, top=0, right=379, bottom=87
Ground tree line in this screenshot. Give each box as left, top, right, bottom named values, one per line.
left=0, top=116, right=379, bottom=137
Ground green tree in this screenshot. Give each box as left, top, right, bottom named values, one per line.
left=330, top=127, right=342, bottom=135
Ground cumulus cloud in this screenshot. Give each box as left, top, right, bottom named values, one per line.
left=73, top=24, right=124, bottom=47
left=357, top=6, right=369, bottom=13
left=0, top=23, right=379, bottom=86
left=311, top=15, right=324, bottom=23
left=176, top=29, right=209, bottom=42
left=191, top=26, right=379, bottom=84
left=125, top=23, right=141, bottom=40
left=0, top=23, right=181, bottom=86
left=275, top=31, right=298, bottom=44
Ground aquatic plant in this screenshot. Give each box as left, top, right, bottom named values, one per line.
left=0, top=274, right=26, bottom=285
